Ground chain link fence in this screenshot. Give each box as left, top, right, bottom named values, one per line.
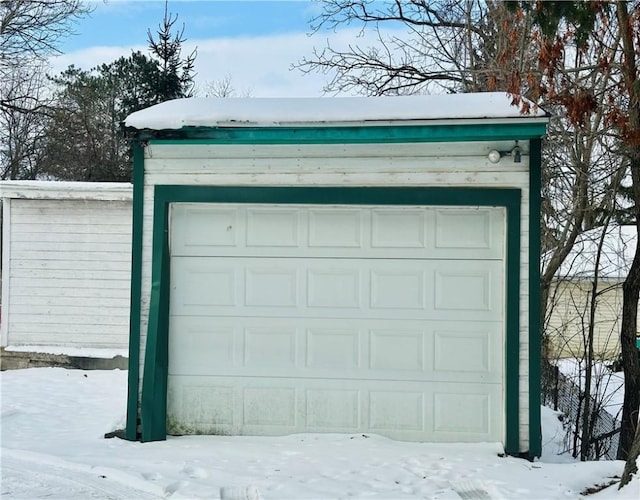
left=542, top=362, right=621, bottom=460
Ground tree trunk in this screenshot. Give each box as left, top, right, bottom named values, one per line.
left=581, top=219, right=612, bottom=460
left=616, top=0, right=640, bottom=462
left=619, top=262, right=640, bottom=461
left=619, top=419, right=640, bottom=489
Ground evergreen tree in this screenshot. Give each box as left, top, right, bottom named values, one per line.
left=40, top=1, right=197, bottom=182
left=103, top=51, right=164, bottom=117
left=147, top=0, right=196, bottom=102
left=42, top=65, right=130, bottom=181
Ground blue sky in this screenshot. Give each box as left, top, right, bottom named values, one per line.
left=51, top=0, right=343, bottom=97
left=62, top=1, right=318, bottom=52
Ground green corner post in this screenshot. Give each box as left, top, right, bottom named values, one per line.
left=528, top=138, right=543, bottom=458
left=125, top=140, right=145, bottom=441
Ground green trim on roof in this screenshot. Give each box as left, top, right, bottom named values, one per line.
left=132, top=121, right=548, bottom=145
left=528, top=138, right=543, bottom=458
left=139, top=185, right=522, bottom=454
left=125, top=141, right=144, bottom=441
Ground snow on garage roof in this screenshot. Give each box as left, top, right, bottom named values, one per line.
left=124, top=93, right=548, bottom=130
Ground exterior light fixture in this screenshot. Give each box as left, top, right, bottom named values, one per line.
left=487, top=141, right=522, bottom=164
left=487, top=149, right=501, bottom=164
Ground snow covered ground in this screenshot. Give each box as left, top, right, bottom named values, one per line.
left=1, top=368, right=638, bottom=499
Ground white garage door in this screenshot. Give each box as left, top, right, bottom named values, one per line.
left=167, top=203, right=505, bottom=442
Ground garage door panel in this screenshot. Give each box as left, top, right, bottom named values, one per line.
left=168, top=323, right=238, bottom=373
left=171, top=206, right=239, bottom=248
left=308, top=209, right=362, bottom=248
left=433, top=330, right=491, bottom=374
left=246, top=208, right=300, bottom=247
left=306, top=328, right=361, bottom=370
left=167, top=376, right=502, bottom=441
left=171, top=204, right=504, bottom=260
left=369, top=329, right=424, bottom=371
left=172, top=257, right=502, bottom=321
left=434, top=208, right=495, bottom=250
left=369, top=390, right=424, bottom=431
left=371, top=209, right=426, bottom=248
left=433, top=391, right=492, bottom=436
left=307, top=268, right=362, bottom=308
left=370, top=270, right=425, bottom=309
left=306, top=388, right=361, bottom=429
left=243, top=387, right=297, bottom=426
left=175, top=266, right=237, bottom=307
left=434, top=264, right=497, bottom=313
left=169, top=316, right=502, bottom=383
left=245, top=268, right=299, bottom=307
left=244, top=326, right=297, bottom=368
left=167, top=382, right=236, bottom=436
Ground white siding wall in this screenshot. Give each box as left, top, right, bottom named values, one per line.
left=140, top=141, right=532, bottom=451
left=1, top=197, right=132, bottom=349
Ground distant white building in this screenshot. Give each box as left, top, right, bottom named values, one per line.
left=0, top=181, right=132, bottom=353
left=545, top=225, right=637, bottom=360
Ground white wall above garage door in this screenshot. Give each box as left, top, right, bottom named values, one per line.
left=167, top=203, right=505, bottom=442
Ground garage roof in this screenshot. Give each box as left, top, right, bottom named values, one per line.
left=124, top=93, right=548, bottom=131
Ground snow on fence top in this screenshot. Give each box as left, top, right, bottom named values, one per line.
left=124, top=93, right=547, bottom=130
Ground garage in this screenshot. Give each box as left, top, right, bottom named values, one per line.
left=124, top=93, right=548, bottom=457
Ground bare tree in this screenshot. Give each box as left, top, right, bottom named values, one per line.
left=543, top=192, right=629, bottom=462
left=580, top=214, right=618, bottom=461
left=198, top=75, right=252, bottom=98
left=0, top=0, right=89, bottom=179
left=0, top=0, right=87, bottom=61
left=297, top=0, right=534, bottom=95
left=0, top=62, right=49, bottom=179
left=0, top=0, right=89, bottom=113
left=538, top=0, right=640, bottom=464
